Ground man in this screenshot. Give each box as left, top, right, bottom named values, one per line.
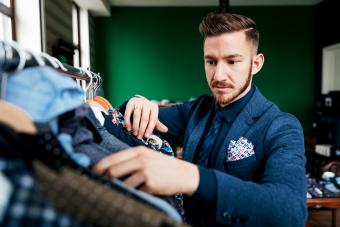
left=93, top=12, right=307, bottom=226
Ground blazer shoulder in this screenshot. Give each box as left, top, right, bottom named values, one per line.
left=268, top=108, right=303, bottom=130
left=263, top=109, right=304, bottom=147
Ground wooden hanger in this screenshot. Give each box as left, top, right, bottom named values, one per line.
left=94, top=96, right=113, bottom=111
left=85, top=99, right=109, bottom=115
left=0, top=101, right=37, bottom=134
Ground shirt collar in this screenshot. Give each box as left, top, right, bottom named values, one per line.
left=215, top=85, right=255, bottom=123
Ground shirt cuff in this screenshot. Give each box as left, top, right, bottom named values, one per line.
left=192, top=165, right=217, bottom=208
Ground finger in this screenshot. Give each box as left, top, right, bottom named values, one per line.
left=132, top=107, right=142, bottom=136
left=123, top=172, right=146, bottom=188
left=92, top=148, right=137, bottom=175
left=107, top=158, right=143, bottom=179
left=144, top=106, right=158, bottom=138
left=124, top=102, right=135, bottom=131
left=139, top=184, right=155, bottom=195
left=138, top=106, right=151, bottom=139
left=155, top=120, right=168, bottom=133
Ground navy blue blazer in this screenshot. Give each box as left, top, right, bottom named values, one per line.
left=159, top=86, right=307, bottom=226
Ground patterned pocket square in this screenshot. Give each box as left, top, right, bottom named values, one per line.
left=227, top=137, right=255, bottom=162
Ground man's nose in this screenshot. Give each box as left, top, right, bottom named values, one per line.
left=214, top=62, right=228, bottom=81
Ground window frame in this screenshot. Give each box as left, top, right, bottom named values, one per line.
left=0, top=0, right=16, bottom=40
left=72, top=1, right=81, bottom=67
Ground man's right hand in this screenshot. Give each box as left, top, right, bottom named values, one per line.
left=124, top=95, right=168, bottom=139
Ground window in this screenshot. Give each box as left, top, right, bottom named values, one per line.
left=0, top=0, right=15, bottom=41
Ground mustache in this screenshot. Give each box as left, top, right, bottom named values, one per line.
left=211, top=81, right=234, bottom=88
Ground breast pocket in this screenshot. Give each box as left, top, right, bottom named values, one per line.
left=223, top=155, right=257, bottom=181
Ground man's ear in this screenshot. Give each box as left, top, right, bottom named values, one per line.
left=251, top=53, right=264, bottom=75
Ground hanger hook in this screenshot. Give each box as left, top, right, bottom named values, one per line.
left=40, top=53, right=59, bottom=68
left=27, top=50, right=45, bottom=66
left=9, top=41, right=26, bottom=71
left=87, top=69, right=94, bottom=100
left=92, top=72, right=99, bottom=95
left=83, top=68, right=93, bottom=95
left=97, top=72, right=103, bottom=90
left=52, top=57, right=67, bottom=71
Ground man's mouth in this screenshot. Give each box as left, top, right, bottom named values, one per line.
left=211, top=81, right=233, bottom=89
left=214, top=85, right=229, bottom=89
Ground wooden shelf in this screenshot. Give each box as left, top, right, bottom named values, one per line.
left=308, top=198, right=340, bottom=209
left=307, top=198, right=340, bottom=227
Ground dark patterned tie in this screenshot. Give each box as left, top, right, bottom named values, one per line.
left=197, top=110, right=224, bottom=166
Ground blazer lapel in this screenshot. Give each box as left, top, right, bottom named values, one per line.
left=215, top=87, right=272, bottom=170
left=183, top=104, right=214, bottom=162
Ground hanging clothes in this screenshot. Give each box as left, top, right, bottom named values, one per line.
left=5, top=66, right=84, bottom=123
left=1, top=64, right=185, bottom=224
left=0, top=123, right=88, bottom=227
left=0, top=122, right=183, bottom=226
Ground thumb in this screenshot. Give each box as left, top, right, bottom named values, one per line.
left=155, top=120, right=168, bottom=133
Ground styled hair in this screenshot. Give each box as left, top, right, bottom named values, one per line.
left=199, top=12, right=259, bottom=51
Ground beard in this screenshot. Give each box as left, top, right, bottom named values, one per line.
left=211, top=64, right=252, bottom=106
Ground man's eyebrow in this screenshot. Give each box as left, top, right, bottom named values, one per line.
left=224, top=54, right=243, bottom=58
left=204, top=55, right=215, bottom=59
left=204, top=54, right=243, bottom=59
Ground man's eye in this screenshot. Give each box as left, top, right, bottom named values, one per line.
left=206, top=60, right=215, bottom=65
left=228, top=60, right=241, bottom=65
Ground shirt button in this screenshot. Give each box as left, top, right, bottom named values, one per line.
left=223, top=211, right=231, bottom=220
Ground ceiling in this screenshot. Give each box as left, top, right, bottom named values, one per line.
left=110, top=0, right=323, bottom=7
left=78, top=0, right=323, bottom=16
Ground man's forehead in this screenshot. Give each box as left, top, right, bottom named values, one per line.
left=203, top=31, right=254, bottom=55
left=204, top=31, right=247, bottom=43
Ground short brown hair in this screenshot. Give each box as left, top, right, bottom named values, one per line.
left=199, top=12, right=259, bottom=51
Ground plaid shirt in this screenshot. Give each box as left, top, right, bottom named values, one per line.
left=0, top=158, right=89, bottom=227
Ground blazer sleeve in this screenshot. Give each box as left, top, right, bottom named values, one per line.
left=158, top=97, right=203, bottom=144
left=210, top=113, right=307, bottom=226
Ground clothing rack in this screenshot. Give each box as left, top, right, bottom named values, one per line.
left=0, top=40, right=102, bottom=100
left=0, top=40, right=99, bottom=82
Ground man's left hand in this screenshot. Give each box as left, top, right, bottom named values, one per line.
left=93, top=146, right=199, bottom=196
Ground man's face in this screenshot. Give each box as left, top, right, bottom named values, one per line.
left=204, top=31, right=260, bottom=107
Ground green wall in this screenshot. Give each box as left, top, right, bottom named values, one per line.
left=94, top=6, right=315, bottom=133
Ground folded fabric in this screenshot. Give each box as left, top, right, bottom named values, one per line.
left=227, top=137, right=255, bottom=162
left=6, top=66, right=84, bottom=123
